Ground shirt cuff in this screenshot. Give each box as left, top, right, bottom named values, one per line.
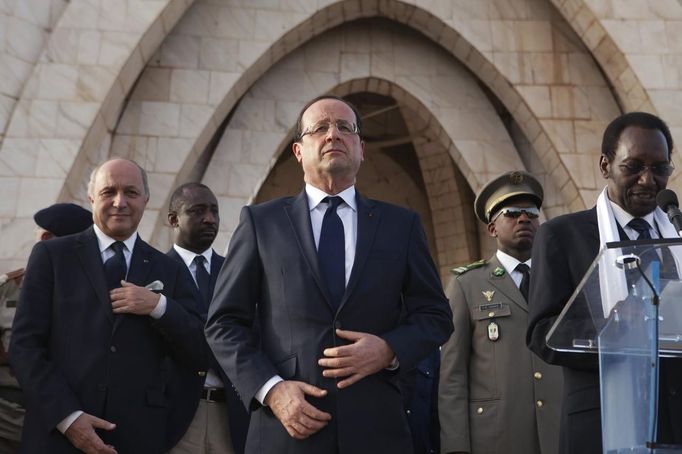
left=255, top=375, right=283, bottom=405
left=386, top=356, right=399, bottom=370
left=56, top=410, right=83, bottom=433
left=149, top=295, right=167, bottom=319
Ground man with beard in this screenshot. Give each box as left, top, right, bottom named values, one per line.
left=527, top=112, right=682, bottom=453
left=205, top=95, right=453, bottom=453
left=167, top=182, right=249, bottom=454
left=439, top=171, right=562, bottom=454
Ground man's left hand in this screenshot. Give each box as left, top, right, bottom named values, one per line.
left=110, top=281, right=160, bottom=315
left=318, top=329, right=395, bottom=389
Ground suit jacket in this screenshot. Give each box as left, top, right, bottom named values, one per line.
left=440, top=255, right=562, bottom=454
left=9, top=227, right=207, bottom=454
left=526, top=208, right=682, bottom=454
left=166, top=248, right=249, bottom=453
left=205, top=190, right=453, bottom=454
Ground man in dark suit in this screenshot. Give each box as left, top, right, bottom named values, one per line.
left=166, top=182, right=248, bottom=454
left=9, top=158, right=207, bottom=454
left=205, top=95, right=453, bottom=453
left=527, top=112, right=682, bottom=454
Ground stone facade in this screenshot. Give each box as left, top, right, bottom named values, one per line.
left=0, top=0, right=680, bottom=279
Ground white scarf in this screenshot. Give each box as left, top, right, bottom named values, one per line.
left=596, top=187, right=679, bottom=314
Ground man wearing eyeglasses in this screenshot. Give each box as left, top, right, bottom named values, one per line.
left=439, top=171, right=562, bottom=454
left=206, top=95, right=453, bottom=454
left=527, top=111, right=682, bottom=454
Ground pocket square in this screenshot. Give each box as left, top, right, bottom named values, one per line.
left=145, top=280, right=164, bottom=291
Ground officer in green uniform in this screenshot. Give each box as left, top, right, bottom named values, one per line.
left=0, top=203, right=92, bottom=452
left=438, top=171, right=562, bottom=454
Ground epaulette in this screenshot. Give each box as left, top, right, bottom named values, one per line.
left=0, top=268, right=25, bottom=286
left=451, top=260, right=487, bottom=276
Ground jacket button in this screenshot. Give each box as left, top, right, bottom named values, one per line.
left=476, top=407, right=483, bottom=415
left=406, top=409, right=411, bottom=415
left=198, top=371, right=207, bottom=377
left=534, top=372, right=543, bottom=380
left=334, top=320, right=342, bottom=329
left=110, top=346, right=116, bottom=353
left=536, top=400, right=544, bottom=408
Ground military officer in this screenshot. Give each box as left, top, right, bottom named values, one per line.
left=438, top=171, right=562, bottom=454
left=0, top=203, right=92, bottom=452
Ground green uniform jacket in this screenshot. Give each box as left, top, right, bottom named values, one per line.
left=439, top=255, right=562, bottom=454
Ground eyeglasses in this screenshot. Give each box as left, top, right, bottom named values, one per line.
left=490, top=206, right=540, bottom=222
left=299, top=120, right=359, bottom=139
left=618, top=161, right=675, bottom=177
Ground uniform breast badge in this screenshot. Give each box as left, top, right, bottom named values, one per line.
left=482, top=290, right=495, bottom=302
left=487, top=321, right=500, bottom=341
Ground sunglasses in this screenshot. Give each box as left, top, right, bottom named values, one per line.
left=618, top=161, right=675, bottom=177
left=491, top=206, right=540, bottom=222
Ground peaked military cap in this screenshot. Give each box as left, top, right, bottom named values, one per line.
left=474, top=171, right=543, bottom=223
left=34, top=203, right=93, bottom=237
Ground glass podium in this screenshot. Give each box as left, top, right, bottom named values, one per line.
left=547, top=238, right=682, bottom=454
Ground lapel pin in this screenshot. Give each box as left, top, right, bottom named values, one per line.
left=482, top=290, right=495, bottom=302
left=492, top=267, right=505, bottom=277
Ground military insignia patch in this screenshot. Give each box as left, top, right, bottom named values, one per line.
left=451, top=259, right=487, bottom=276
left=482, top=290, right=495, bottom=302
left=492, top=267, right=505, bottom=277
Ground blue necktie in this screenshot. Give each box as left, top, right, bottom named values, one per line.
left=104, top=241, right=126, bottom=290
left=318, top=197, right=345, bottom=310
left=628, top=218, right=652, bottom=239
left=193, top=255, right=210, bottom=309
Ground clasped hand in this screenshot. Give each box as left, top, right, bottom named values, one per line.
left=318, top=329, right=395, bottom=389
left=110, top=281, right=160, bottom=315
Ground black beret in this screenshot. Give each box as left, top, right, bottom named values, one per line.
left=33, top=203, right=93, bottom=237
left=474, top=171, right=544, bottom=223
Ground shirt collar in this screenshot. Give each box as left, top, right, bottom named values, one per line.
left=496, top=249, right=531, bottom=274
left=608, top=197, right=655, bottom=230
left=173, top=244, right=213, bottom=269
left=305, top=184, right=357, bottom=212
left=93, top=224, right=137, bottom=253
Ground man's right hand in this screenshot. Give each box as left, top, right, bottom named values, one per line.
left=64, top=413, right=117, bottom=454
left=264, top=380, right=331, bottom=439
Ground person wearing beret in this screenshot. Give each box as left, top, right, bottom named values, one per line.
left=439, top=171, right=562, bottom=454
left=0, top=203, right=93, bottom=452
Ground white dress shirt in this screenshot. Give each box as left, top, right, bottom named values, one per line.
left=172, top=244, right=222, bottom=389
left=254, top=184, right=359, bottom=405
left=609, top=199, right=659, bottom=240
left=496, top=249, right=531, bottom=289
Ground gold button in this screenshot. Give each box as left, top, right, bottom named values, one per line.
left=476, top=407, right=483, bottom=415
left=536, top=400, right=544, bottom=408
left=534, top=372, right=542, bottom=380
left=488, top=311, right=495, bottom=317
left=198, top=371, right=207, bottom=377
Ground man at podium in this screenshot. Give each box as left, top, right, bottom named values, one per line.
left=527, top=111, right=682, bottom=454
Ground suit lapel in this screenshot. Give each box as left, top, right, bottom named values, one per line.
left=487, top=255, right=528, bottom=312
left=339, top=193, right=379, bottom=313
left=209, top=251, right=224, bottom=303
left=113, top=237, right=153, bottom=333
left=75, top=227, right=113, bottom=324
left=284, top=190, right=334, bottom=309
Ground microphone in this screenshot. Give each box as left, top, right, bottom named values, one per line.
left=657, top=189, right=682, bottom=236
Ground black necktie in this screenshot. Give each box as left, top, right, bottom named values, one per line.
left=516, top=263, right=530, bottom=301
left=318, top=197, right=345, bottom=310
left=628, top=218, right=652, bottom=239
left=193, top=255, right=210, bottom=308
left=104, top=241, right=126, bottom=290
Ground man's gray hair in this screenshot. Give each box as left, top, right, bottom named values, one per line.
left=87, top=158, right=150, bottom=198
